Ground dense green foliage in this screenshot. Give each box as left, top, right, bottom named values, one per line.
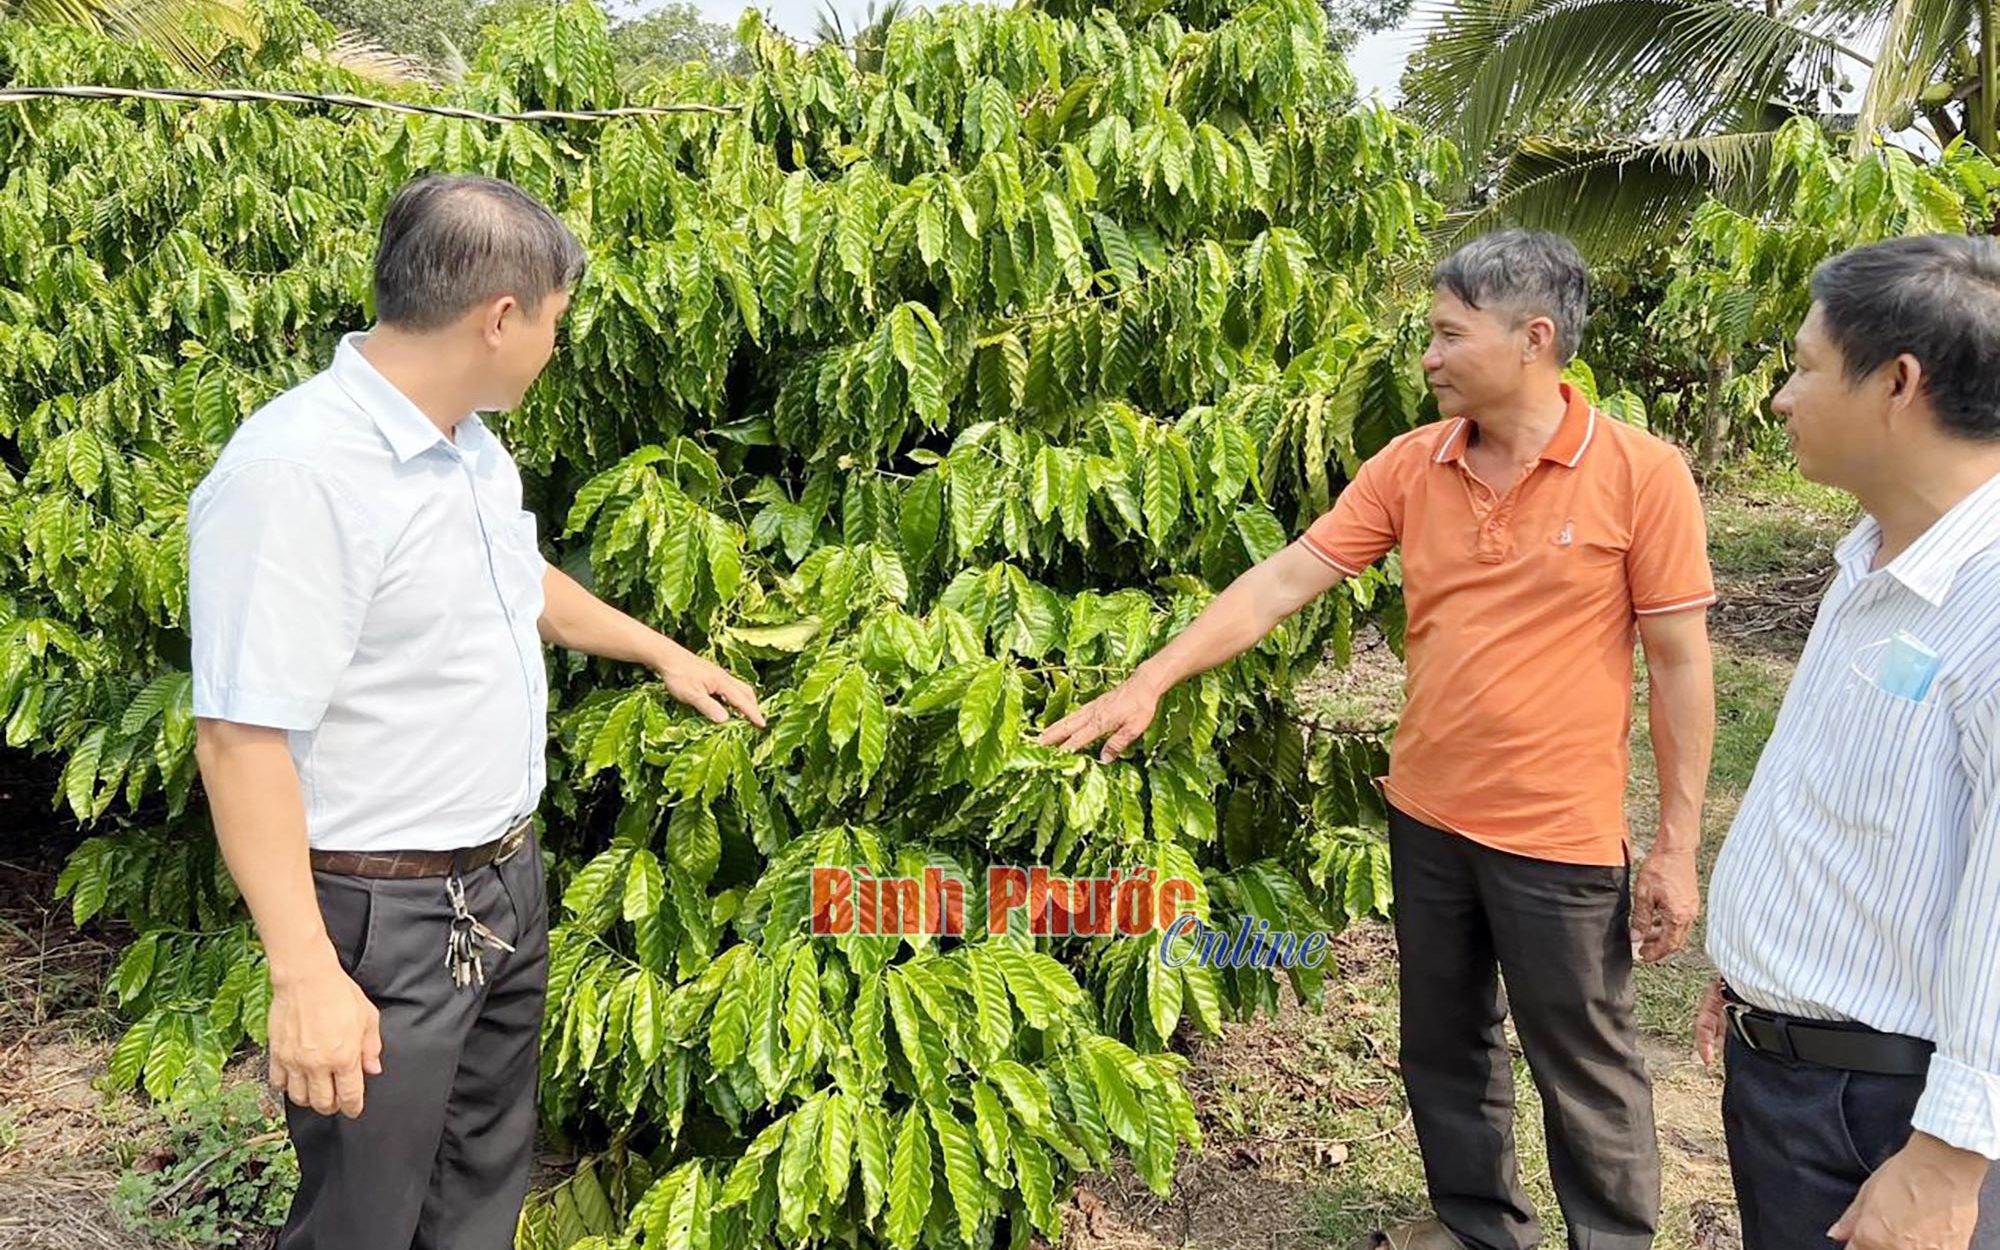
left=1318, top=0, right=1412, bottom=48
left=603, top=2, right=747, bottom=80
left=1393, top=0, right=2000, bottom=460
left=1, top=0, right=1451, bottom=1244
left=1583, top=120, right=2000, bottom=461
left=1403, top=0, right=2000, bottom=258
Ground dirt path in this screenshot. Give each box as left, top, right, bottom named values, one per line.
left=0, top=841, right=158, bottom=1250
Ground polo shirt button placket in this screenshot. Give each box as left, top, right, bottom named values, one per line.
left=1477, top=493, right=1515, bottom=563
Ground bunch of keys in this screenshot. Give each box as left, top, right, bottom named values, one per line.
left=444, top=872, right=515, bottom=990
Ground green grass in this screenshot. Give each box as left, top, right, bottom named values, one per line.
left=1705, top=459, right=1857, bottom=582
left=1628, top=646, right=1789, bottom=1043
left=1709, top=652, right=1787, bottom=794
left=1710, top=456, right=1851, bottom=514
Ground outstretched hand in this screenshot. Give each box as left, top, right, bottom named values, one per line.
left=1036, top=679, right=1160, bottom=762
left=656, top=648, right=766, bottom=727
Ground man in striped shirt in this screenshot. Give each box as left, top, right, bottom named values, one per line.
left=1703, top=235, right=2000, bottom=1250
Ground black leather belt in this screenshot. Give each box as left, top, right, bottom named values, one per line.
left=1723, top=988, right=1934, bottom=1077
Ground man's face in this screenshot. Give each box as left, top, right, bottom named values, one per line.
left=1421, top=289, right=1539, bottom=417
left=484, top=288, right=571, bottom=410
left=1771, top=304, right=1890, bottom=491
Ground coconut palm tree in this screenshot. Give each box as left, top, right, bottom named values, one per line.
left=1403, top=0, right=2000, bottom=253
left=6, top=0, right=435, bottom=80
left=5, top=0, right=259, bottom=71
left=814, top=0, right=910, bottom=73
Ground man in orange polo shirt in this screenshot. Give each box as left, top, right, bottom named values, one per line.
left=1040, top=230, right=1717, bottom=1250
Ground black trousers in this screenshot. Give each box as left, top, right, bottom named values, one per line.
left=277, top=838, right=549, bottom=1250
left=1390, top=806, right=1660, bottom=1250
left=1723, top=1031, right=2000, bottom=1250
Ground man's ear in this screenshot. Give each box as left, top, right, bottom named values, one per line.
left=1883, top=353, right=1928, bottom=415
left=482, top=295, right=520, bottom=345
left=1523, top=315, right=1559, bottom=363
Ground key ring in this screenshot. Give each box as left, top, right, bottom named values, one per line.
left=442, top=871, right=513, bottom=991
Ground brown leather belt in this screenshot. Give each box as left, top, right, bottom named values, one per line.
left=309, top=818, right=533, bottom=880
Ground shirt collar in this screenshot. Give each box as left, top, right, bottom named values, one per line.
left=1842, top=469, right=2000, bottom=606
left=330, top=332, right=470, bottom=464
left=1434, top=383, right=1598, bottom=469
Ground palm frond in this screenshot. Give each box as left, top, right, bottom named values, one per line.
left=1438, top=129, right=1778, bottom=259
left=814, top=0, right=907, bottom=70
left=1406, top=0, right=1867, bottom=165
left=324, top=30, right=442, bottom=87
left=813, top=1, right=849, bottom=46
left=16, top=0, right=442, bottom=83
left=16, top=0, right=254, bottom=73
left=1781, top=0, right=1907, bottom=26
left=1851, top=0, right=1969, bottom=153
left=435, top=33, right=469, bottom=84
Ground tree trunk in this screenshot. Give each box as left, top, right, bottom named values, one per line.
left=1978, top=1, right=1999, bottom=154
left=1926, top=102, right=1965, bottom=147
left=1699, top=351, right=1734, bottom=478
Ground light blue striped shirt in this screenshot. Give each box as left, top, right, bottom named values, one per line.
left=1708, top=469, right=2000, bottom=1158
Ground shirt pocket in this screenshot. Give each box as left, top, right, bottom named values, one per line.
left=1794, top=669, right=1953, bottom=838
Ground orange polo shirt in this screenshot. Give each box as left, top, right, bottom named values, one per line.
left=1299, top=384, right=1715, bottom=866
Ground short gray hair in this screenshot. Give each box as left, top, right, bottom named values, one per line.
left=1432, top=230, right=1591, bottom=362
left=1811, top=234, right=2000, bottom=442
left=373, top=175, right=587, bottom=332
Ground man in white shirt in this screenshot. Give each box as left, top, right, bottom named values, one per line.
left=1701, top=234, right=2000, bottom=1250
left=189, top=175, right=764, bottom=1249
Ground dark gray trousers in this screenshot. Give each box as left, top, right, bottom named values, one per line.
left=277, top=838, right=548, bottom=1250
left=1390, top=806, right=1660, bottom=1250
left=1723, top=1031, right=2000, bottom=1250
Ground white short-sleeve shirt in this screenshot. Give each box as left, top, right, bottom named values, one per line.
left=188, top=333, right=548, bottom=852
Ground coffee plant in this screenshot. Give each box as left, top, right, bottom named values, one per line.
left=1595, top=120, right=2000, bottom=464
left=0, top=0, right=1451, bottom=1244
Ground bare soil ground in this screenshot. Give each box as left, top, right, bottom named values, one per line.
left=0, top=767, right=158, bottom=1250
left=1702, top=468, right=1857, bottom=655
